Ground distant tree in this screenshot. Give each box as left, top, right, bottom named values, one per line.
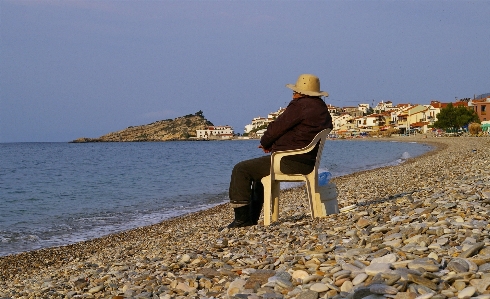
left=365, top=107, right=374, bottom=116
left=250, top=124, right=268, bottom=134
left=433, top=103, right=480, bottom=132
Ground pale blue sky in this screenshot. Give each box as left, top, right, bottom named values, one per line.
left=1, top=1, right=489, bottom=142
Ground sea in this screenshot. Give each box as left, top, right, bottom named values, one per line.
left=0, top=139, right=433, bottom=257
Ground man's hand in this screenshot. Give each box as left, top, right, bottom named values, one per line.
left=258, top=145, right=271, bottom=153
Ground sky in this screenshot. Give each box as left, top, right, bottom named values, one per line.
left=1, top=1, right=489, bottom=142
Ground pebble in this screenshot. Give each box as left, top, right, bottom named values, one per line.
left=453, top=280, right=467, bottom=291
left=365, top=263, right=392, bottom=276
left=340, top=280, right=353, bottom=292
left=227, top=279, right=246, bottom=296
left=458, top=286, right=476, bottom=298
left=448, top=259, right=470, bottom=273
left=309, top=282, right=329, bottom=293
left=1, top=136, right=489, bottom=299
left=371, top=253, right=397, bottom=264
left=352, top=273, right=369, bottom=285
left=369, top=283, right=398, bottom=295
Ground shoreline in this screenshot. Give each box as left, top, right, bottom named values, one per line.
left=0, top=138, right=431, bottom=258
left=0, top=137, right=434, bottom=259
left=1, top=136, right=489, bottom=299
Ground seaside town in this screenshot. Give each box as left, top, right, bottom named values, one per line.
left=196, top=95, right=490, bottom=140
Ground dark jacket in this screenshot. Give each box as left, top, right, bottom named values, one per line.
left=260, top=96, right=333, bottom=165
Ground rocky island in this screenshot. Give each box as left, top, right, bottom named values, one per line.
left=71, top=111, right=213, bottom=142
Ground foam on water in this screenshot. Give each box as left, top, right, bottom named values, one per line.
left=0, top=195, right=229, bottom=256
left=401, top=151, right=412, bottom=160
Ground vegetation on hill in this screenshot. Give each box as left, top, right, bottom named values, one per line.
left=71, top=111, right=213, bottom=142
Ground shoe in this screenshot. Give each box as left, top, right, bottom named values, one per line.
left=220, top=205, right=254, bottom=231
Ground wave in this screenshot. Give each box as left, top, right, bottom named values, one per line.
left=0, top=195, right=229, bottom=257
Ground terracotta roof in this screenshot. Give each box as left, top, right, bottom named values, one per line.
left=430, top=101, right=442, bottom=108
left=444, top=101, right=468, bottom=107
left=472, top=98, right=490, bottom=104
left=411, top=121, right=429, bottom=128
left=430, top=101, right=468, bottom=108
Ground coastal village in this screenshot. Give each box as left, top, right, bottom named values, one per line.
left=242, top=96, right=490, bottom=139
left=71, top=95, right=489, bottom=143
left=198, top=95, right=490, bottom=140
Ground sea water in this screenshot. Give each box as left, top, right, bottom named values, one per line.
left=0, top=139, right=432, bottom=256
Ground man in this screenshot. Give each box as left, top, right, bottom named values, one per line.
left=225, top=74, right=333, bottom=229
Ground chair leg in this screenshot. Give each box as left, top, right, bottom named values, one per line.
left=271, top=181, right=280, bottom=222
left=304, top=180, right=317, bottom=218
left=261, top=176, right=272, bottom=226
left=314, top=192, right=326, bottom=217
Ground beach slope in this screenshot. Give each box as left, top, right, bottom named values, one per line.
left=1, top=136, right=490, bottom=299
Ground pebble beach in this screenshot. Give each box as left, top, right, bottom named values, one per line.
left=1, top=136, right=490, bottom=299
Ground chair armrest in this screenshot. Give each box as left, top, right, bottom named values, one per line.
left=270, top=128, right=330, bottom=175
left=270, top=147, right=313, bottom=175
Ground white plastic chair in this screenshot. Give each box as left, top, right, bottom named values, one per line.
left=261, top=128, right=332, bottom=226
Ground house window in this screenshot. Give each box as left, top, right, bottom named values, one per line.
left=482, top=105, right=486, bottom=115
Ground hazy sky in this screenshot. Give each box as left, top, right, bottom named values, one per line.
left=1, top=1, right=489, bottom=142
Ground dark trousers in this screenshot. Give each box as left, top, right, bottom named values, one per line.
left=229, top=155, right=314, bottom=206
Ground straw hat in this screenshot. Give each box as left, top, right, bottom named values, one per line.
left=286, top=74, right=329, bottom=97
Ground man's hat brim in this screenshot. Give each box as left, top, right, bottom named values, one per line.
left=286, top=84, right=329, bottom=97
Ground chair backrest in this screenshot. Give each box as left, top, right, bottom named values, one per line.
left=312, top=128, right=331, bottom=171
left=271, top=128, right=331, bottom=176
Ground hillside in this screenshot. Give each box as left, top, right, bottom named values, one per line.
left=71, top=111, right=213, bottom=142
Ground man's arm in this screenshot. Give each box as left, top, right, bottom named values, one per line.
left=258, top=145, right=270, bottom=153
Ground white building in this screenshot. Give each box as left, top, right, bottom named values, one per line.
left=197, top=126, right=234, bottom=140
left=355, top=115, right=382, bottom=130
left=244, top=107, right=286, bottom=134
left=327, top=104, right=340, bottom=115
left=373, top=100, right=394, bottom=112
left=358, top=103, right=370, bottom=114
left=331, top=113, right=354, bottom=132
left=244, top=117, right=268, bottom=134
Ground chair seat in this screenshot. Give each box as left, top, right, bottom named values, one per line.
left=273, top=174, right=306, bottom=181
left=261, top=128, right=335, bottom=226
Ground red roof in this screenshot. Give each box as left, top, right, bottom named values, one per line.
left=446, top=101, right=468, bottom=107
left=411, top=122, right=429, bottom=128
left=431, top=100, right=468, bottom=108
